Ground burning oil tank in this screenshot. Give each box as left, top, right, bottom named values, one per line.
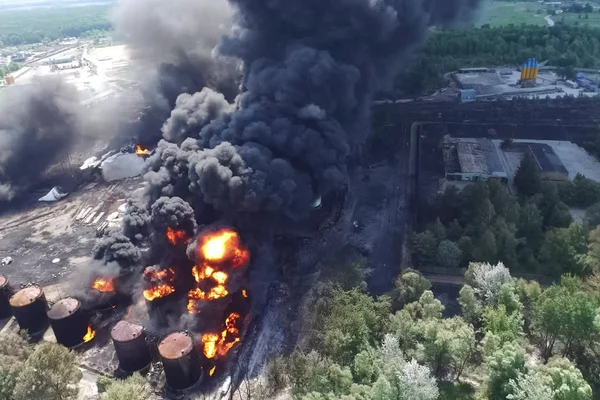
left=9, top=286, right=48, bottom=334
left=0, top=275, right=12, bottom=319
left=47, top=297, right=89, bottom=348
left=111, top=320, right=151, bottom=373
left=158, top=331, right=202, bottom=390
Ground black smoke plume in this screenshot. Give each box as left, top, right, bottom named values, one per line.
left=93, top=227, right=142, bottom=269
left=150, top=196, right=197, bottom=237
left=122, top=198, right=152, bottom=243
left=0, top=77, right=84, bottom=201
left=111, top=0, right=240, bottom=145
left=135, top=0, right=482, bottom=224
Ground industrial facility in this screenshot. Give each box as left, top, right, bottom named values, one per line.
left=443, top=136, right=573, bottom=185
left=448, top=58, right=600, bottom=102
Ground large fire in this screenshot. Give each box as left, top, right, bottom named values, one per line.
left=199, top=229, right=250, bottom=267
left=201, top=312, right=241, bottom=359
left=91, top=278, right=114, bottom=293
left=187, top=229, right=249, bottom=313
left=186, top=265, right=230, bottom=313
left=135, top=144, right=151, bottom=156
left=143, top=267, right=176, bottom=301
left=83, top=325, right=96, bottom=343
left=166, top=227, right=189, bottom=245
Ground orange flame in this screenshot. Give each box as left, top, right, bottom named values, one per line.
left=241, top=289, right=248, bottom=298
left=143, top=267, right=176, bottom=301
left=199, top=229, right=249, bottom=268
left=187, top=264, right=230, bottom=313
left=201, top=312, right=241, bottom=359
left=83, top=326, right=96, bottom=343
left=166, top=227, right=189, bottom=245
left=143, top=285, right=175, bottom=301
left=209, top=366, right=216, bottom=376
left=135, top=144, right=150, bottom=156
left=91, top=278, right=114, bottom=293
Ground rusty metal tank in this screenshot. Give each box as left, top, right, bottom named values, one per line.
left=9, top=286, right=48, bottom=335
left=111, top=320, right=151, bottom=372
left=0, top=275, right=12, bottom=319
left=158, top=331, right=201, bottom=390
left=47, top=297, right=89, bottom=348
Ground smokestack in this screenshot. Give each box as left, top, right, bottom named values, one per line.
left=47, top=297, right=90, bottom=348
left=111, top=320, right=152, bottom=373
left=9, top=286, right=49, bottom=335
left=158, top=331, right=202, bottom=390
left=0, top=275, right=12, bottom=319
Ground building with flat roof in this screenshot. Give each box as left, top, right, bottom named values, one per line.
left=525, top=143, right=569, bottom=181
left=443, top=138, right=508, bottom=182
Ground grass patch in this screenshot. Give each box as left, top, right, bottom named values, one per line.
left=556, top=12, right=600, bottom=28
left=477, top=1, right=547, bottom=27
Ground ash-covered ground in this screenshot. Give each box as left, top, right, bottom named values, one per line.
left=0, top=178, right=145, bottom=286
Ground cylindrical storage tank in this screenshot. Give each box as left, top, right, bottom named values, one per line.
left=111, top=321, right=151, bottom=372
left=0, top=275, right=12, bottom=319
left=158, top=331, right=202, bottom=390
left=9, top=286, right=48, bottom=335
left=47, top=297, right=89, bottom=348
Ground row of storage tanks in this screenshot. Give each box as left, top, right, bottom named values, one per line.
left=0, top=275, right=208, bottom=390
left=520, top=58, right=540, bottom=81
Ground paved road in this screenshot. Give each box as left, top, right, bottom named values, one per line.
left=545, top=15, right=555, bottom=26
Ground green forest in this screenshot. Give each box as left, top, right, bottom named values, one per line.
left=394, top=24, right=600, bottom=95
left=250, top=262, right=600, bottom=399
left=0, top=5, right=111, bottom=46
left=413, top=152, right=600, bottom=278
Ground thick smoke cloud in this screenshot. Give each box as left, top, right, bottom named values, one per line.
left=136, top=0, right=482, bottom=224
left=0, top=77, right=84, bottom=200
left=122, top=198, right=151, bottom=243
left=112, top=0, right=240, bottom=144
left=162, top=88, right=234, bottom=144
left=150, top=196, right=197, bottom=236
left=93, top=228, right=142, bottom=268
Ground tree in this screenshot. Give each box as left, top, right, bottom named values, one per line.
left=539, top=223, right=589, bottom=277
left=390, top=270, right=431, bottom=310
left=373, top=337, right=439, bottom=400
left=411, top=231, right=438, bottom=266
left=414, top=317, right=476, bottom=380
left=584, top=202, right=600, bottom=228
left=458, top=285, right=482, bottom=324
left=318, top=288, right=391, bottom=366
left=436, top=240, right=463, bottom=268
left=0, top=332, right=33, bottom=400
left=465, top=262, right=513, bottom=306
left=472, top=229, right=497, bottom=263
left=482, top=305, right=524, bottom=346
left=404, top=290, right=445, bottom=321
left=104, top=374, right=153, bottom=400
left=484, top=342, right=527, bottom=400
left=430, top=218, right=446, bottom=242
left=397, top=359, right=439, bottom=400
left=541, top=357, right=593, bottom=400
left=514, top=152, right=542, bottom=197
left=532, top=284, right=600, bottom=361
left=518, top=202, right=544, bottom=252
left=13, top=343, right=82, bottom=400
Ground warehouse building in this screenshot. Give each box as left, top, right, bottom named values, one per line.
left=443, top=138, right=508, bottom=182
left=525, top=143, right=569, bottom=181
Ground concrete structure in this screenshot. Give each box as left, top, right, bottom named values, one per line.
left=526, top=143, right=569, bottom=181
left=458, top=89, right=476, bottom=103
left=443, top=138, right=508, bottom=182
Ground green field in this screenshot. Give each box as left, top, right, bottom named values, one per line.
left=556, top=12, right=600, bottom=28
left=477, top=1, right=547, bottom=27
